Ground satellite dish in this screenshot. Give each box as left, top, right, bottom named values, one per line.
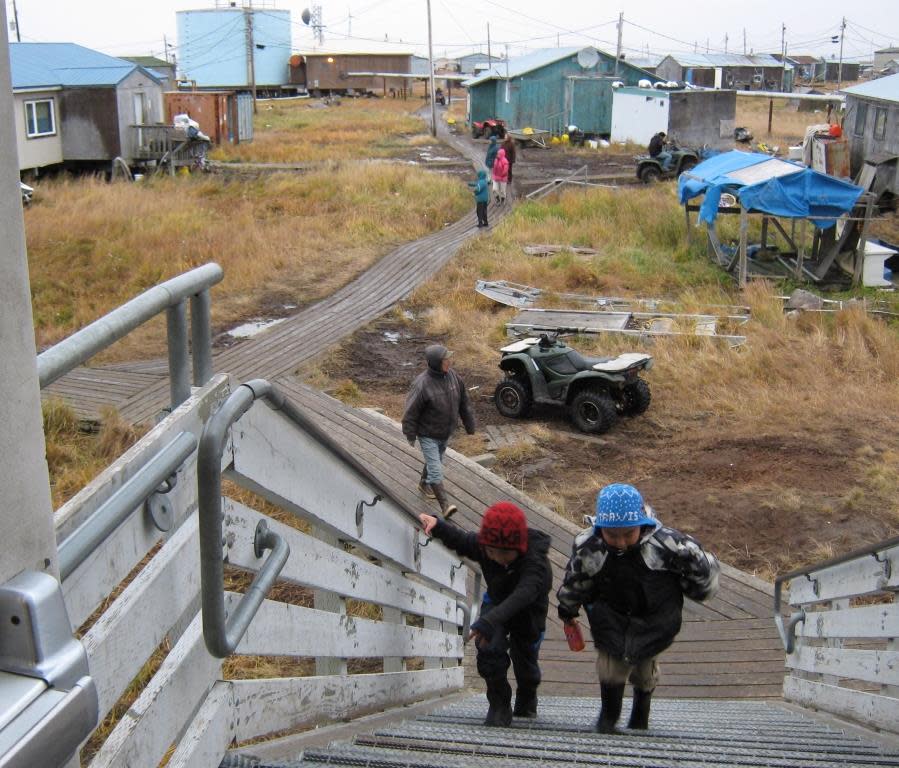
left=301, top=8, right=311, bottom=25
left=577, top=47, right=599, bottom=70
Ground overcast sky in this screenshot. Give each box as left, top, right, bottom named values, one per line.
left=7, top=0, right=897, bottom=63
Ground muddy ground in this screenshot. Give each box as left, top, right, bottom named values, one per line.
left=310, top=320, right=896, bottom=580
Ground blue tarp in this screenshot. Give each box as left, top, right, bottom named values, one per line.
left=678, top=150, right=864, bottom=229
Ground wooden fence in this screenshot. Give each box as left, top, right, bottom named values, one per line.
left=55, top=374, right=469, bottom=767
left=782, top=539, right=899, bottom=733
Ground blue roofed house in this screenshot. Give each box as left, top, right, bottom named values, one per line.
left=9, top=43, right=164, bottom=172
left=464, top=46, right=660, bottom=136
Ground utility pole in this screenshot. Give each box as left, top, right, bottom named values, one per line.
left=348, top=7, right=353, bottom=37
left=615, top=12, right=623, bottom=77
left=743, top=28, right=746, bottom=55
left=780, top=23, right=787, bottom=92
left=426, top=0, right=437, bottom=137
left=11, top=0, right=20, bottom=41
left=487, top=23, right=491, bottom=65
left=725, top=33, right=728, bottom=54
left=246, top=8, right=257, bottom=113
left=837, top=16, right=846, bottom=89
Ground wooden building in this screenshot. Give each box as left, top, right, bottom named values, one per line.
left=9, top=42, right=164, bottom=172
left=290, top=48, right=412, bottom=96
left=843, top=74, right=899, bottom=195
left=656, top=53, right=793, bottom=91
left=464, top=46, right=659, bottom=136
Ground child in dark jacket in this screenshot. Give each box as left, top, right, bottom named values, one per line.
left=557, top=483, right=719, bottom=734
left=419, top=502, right=552, bottom=726
left=468, top=169, right=490, bottom=227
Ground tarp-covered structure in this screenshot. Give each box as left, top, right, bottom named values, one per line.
left=678, top=151, right=863, bottom=228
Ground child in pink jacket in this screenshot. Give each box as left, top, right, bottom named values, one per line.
left=492, top=148, right=509, bottom=204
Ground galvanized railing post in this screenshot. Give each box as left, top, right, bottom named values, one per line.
left=190, top=289, right=213, bottom=386
left=166, top=301, right=191, bottom=409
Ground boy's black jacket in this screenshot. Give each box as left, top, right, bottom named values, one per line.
left=431, top=518, right=552, bottom=639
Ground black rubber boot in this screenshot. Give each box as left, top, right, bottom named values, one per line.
left=627, top=688, right=653, bottom=730
left=484, top=677, right=513, bottom=727
left=596, top=683, right=625, bottom=734
left=513, top=686, right=538, bottom=718
left=431, top=482, right=457, bottom=519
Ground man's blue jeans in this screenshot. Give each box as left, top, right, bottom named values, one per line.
left=419, top=436, right=448, bottom=484
left=656, top=150, right=672, bottom=171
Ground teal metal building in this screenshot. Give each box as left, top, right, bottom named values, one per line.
left=464, top=47, right=660, bottom=136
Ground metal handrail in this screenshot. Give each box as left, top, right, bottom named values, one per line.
left=37, top=263, right=223, bottom=409
left=197, top=378, right=474, bottom=657
left=774, top=534, right=899, bottom=653
left=57, top=431, right=198, bottom=580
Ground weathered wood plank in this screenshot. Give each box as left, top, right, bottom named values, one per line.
left=87, top=613, right=221, bottom=768
left=783, top=676, right=899, bottom=734
left=229, top=401, right=467, bottom=597
left=60, top=379, right=233, bottom=628
left=797, top=603, right=899, bottom=640
left=230, top=667, right=464, bottom=743
left=788, top=546, right=899, bottom=605
left=82, top=516, right=201, bottom=718
left=235, top=596, right=462, bottom=660
left=787, top=646, right=899, bottom=687
left=165, top=682, right=233, bottom=768
left=55, top=375, right=231, bottom=539
left=223, top=499, right=463, bottom=624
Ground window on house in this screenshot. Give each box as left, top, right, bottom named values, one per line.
left=873, top=107, right=887, bottom=141
left=853, top=102, right=867, bottom=137
left=25, top=99, right=56, bottom=138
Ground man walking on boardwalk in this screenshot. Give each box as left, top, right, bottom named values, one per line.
left=402, top=344, right=476, bottom=518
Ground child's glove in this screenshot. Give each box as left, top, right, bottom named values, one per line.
left=468, top=617, right=493, bottom=648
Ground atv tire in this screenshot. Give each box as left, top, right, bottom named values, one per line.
left=639, top=164, right=662, bottom=184
left=570, top=390, right=617, bottom=434
left=494, top=378, right=532, bottom=418
left=619, top=380, right=651, bottom=416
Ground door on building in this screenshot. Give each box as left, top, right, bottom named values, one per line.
left=567, top=78, right=614, bottom=135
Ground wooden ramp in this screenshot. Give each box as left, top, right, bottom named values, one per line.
left=273, top=377, right=785, bottom=700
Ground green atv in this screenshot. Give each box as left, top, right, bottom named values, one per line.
left=635, top=146, right=699, bottom=183
left=493, top=334, right=653, bottom=434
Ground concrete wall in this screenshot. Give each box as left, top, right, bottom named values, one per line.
left=59, top=87, right=120, bottom=161
left=13, top=90, right=64, bottom=171
left=0, top=3, right=57, bottom=581
left=668, top=89, right=736, bottom=149
left=846, top=94, right=899, bottom=191
left=116, top=68, right=165, bottom=161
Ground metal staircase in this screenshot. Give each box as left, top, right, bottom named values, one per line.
left=229, top=695, right=899, bottom=767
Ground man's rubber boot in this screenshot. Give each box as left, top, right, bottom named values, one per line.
left=484, top=677, right=513, bottom=727
left=418, top=467, right=435, bottom=498
left=513, top=686, right=538, bottom=718
left=431, top=482, right=457, bottom=519
left=627, top=688, right=652, bottom=730
left=596, top=683, right=625, bottom=734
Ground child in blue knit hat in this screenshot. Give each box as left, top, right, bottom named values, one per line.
left=557, top=483, right=720, bottom=734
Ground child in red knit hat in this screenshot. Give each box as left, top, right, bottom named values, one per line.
left=419, top=502, right=552, bottom=727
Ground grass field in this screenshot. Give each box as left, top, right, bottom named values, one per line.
left=310, top=183, right=899, bottom=578
left=211, top=96, right=433, bottom=164
left=25, top=163, right=469, bottom=361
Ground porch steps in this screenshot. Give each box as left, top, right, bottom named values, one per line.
left=224, top=694, right=899, bottom=767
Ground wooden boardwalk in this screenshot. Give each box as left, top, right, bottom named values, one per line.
left=274, top=378, right=785, bottom=700
left=42, top=123, right=785, bottom=701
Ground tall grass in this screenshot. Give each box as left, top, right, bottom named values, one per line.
left=735, top=95, right=833, bottom=148
left=25, top=166, right=469, bottom=360
left=212, top=97, right=429, bottom=163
